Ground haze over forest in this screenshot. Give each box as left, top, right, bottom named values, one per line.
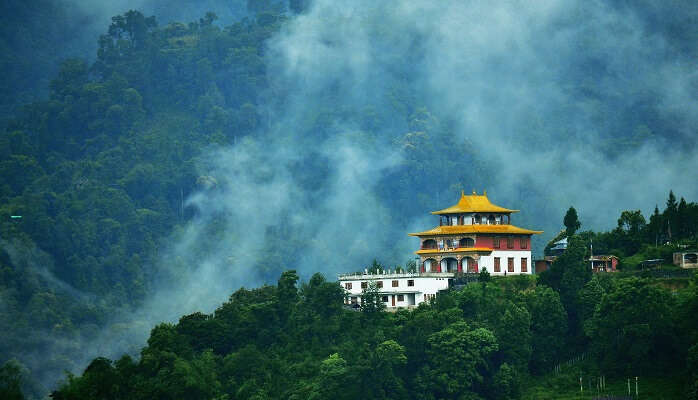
left=0, top=0, right=696, bottom=397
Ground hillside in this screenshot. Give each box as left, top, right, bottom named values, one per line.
left=45, top=267, right=698, bottom=399
left=0, top=0, right=697, bottom=398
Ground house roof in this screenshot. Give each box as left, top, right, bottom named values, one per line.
left=409, top=224, right=543, bottom=237
left=431, top=191, right=518, bottom=215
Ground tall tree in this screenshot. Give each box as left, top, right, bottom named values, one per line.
left=678, top=197, right=688, bottom=239
left=525, top=286, right=568, bottom=374
left=277, top=269, right=299, bottom=323
left=563, top=206, right=581, bottom=237
left=648, top=205, right=663, bottom=244
left=665, top=190, right=678, bottom=240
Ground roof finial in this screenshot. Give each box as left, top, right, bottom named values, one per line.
left=461, top=190, right=465, bottom=197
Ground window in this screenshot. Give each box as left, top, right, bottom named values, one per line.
left=520, top=237, right=528, bottom=249
left=382, top=296, right=389, bottom=302
left=422, top=239, right=437, bottom=249
left=508, top=257, right=514, bottom=272
left=460, top=237, right=475, bottom=248
left=344, top=282, right=352, bottom=290
left=407, top=279, right=414, bottom=287
left=361, top=281, right=367, bottom=289
left=392, top=280, right=399, bottom=287
left=494, top=257, right=501, bottom=272
left=397, top=294, right=404, bottom=302
left=493, top=237, right=500, bottom=249
left=507, top=236, right=514, bottom=249
left=377, top=281, right=383, bottom=288
left=521, top=258, right=528, bottom=272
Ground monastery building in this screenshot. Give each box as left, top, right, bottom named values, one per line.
left=340, top=190, right=542, bottom=309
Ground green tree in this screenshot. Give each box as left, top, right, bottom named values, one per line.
left=0, top=360, right=25, bottom=400
left=308, top=353, right=353, bottom=400
left=417, top=322, right=498, bottom=399
left=363, top=340, right=408, bottom=399
left=591, top=278, right=675, bottom=374
left=539, top=235, right=590, bottom=348
left=524, top=286, right=568, bottom=374
left=277, top=269, right=299, bottom=323
left=360, top=281, right=386, bottom=315
left=493, top=303, right=531, bottom=370
left=563, top=206, right=581, bottom=237
left=647, top=205, right=663, bottom=244
left=678, top=197, right=689, bottom=239
left=491, top=363, right=520, bottom=400
left=687, top=344, right=698, bottom=400
left=665, top=190, right=678, bottom=240
left=615, top=209, right=646, bottom=254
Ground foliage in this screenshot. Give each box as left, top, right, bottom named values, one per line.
left=1, top=2, right=697, bottom=398
left=47, top=264, right=698, bottom=400
left=0, top=360, right=25, bottom=400
left=563, top=206, right=581, bottom=237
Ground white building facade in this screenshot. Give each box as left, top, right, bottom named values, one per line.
left=339, top=271, right=451, bottom=309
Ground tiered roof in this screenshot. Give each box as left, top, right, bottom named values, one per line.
left=410, top=191, right=542, bottom=238
left=409, top=224, right=543, bottom=237
left=431, top=191, right=518, bottom=215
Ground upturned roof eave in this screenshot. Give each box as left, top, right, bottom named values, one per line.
left=430, top=208, right=520, bottom=215
left=408, top=226, right=544, bottom=236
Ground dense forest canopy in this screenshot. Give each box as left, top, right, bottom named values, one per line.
left=0, top=0, right=697, bottom=398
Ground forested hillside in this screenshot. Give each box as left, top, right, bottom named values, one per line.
left=44, top=263, right=698, bottom=400
left=1, top=0, right=697, bottom=398
left=0, top=4, right=490, bottom=396
left=0, top=7, right=285, bottom=396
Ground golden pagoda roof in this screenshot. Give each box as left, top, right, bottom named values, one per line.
left=409, top=224, right=543, bottom=237
left=431, top=191, right=518, bottom=214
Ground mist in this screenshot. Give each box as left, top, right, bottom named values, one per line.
left=4, top=0, right=697, bottom=396
left=96, top=0, right=697, bottom=368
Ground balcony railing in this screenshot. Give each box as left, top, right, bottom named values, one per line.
left=338, top=271, right=454, bottom=280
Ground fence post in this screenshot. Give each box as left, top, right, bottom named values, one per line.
left=628, top=378, right=631, bottom=396
left=636, top=376, right=639, bottom=397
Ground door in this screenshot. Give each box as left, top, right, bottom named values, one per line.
left=392, top=295, right=396, bottom=307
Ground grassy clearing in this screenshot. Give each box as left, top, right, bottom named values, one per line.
left=522, top=363, right=685, bottom=400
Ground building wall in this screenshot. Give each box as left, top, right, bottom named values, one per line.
left=476, top=234, right=531, bottom=251
left=478, top=250, right=532, bottom=275
left=339, top=274, right=451, bottom=308
left=534, top=259, right=550, bottom=274
left=475, top=235, right=494, bottom=248
left=674, top=252, right=698, bottom=268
